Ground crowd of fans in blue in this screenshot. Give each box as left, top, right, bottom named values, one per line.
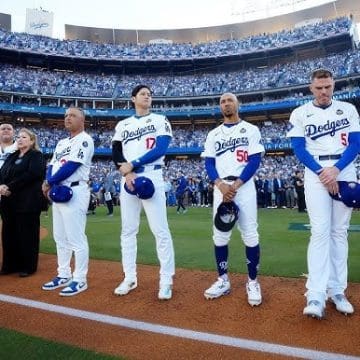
left=1, top=48, right=359, bottom=99
left=0, top=17, right=350, bottom=60
left=0, top=16, right=359, bottom=210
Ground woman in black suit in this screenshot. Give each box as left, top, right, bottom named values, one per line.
left=0, top=128, right=46, bottom=277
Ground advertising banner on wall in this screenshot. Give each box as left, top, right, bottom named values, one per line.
left=25, top=8, right=54, bottom=37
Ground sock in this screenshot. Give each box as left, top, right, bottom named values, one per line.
left=246, top=244, right=260, bottom=280
left=215, top=245, right=228, bottom=277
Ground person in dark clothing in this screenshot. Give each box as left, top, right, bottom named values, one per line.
left=0, top=128, right=46, bottom=277
left=175, top=172, right=188, bottom=214
left=294, top=170, right=306, bottom=212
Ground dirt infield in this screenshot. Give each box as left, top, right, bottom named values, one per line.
left=0, top=251, right=359, bottom=360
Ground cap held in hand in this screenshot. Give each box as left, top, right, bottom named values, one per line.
left=49, top=185, right=73, bottom=203
left=329, top=181, right=360, bottom=208
left=214, top=201, right=239, bottom=232
left=124, top=176, right=155, bottom=200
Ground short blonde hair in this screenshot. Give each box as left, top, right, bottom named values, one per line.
left=18, top=128, right=40, bottom=151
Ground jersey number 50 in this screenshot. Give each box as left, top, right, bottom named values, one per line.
left=236, top=149, right=248, bottom=162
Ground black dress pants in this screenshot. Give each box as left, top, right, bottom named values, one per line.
left=1, top=211, right=41, bottom=274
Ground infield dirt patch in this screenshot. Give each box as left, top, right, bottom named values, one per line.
left=0, top=252, right=359, bottom=360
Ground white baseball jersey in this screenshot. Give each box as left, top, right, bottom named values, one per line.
left=112, top=113, right=172, bottom=166
left=287, top=99, right=360, bottom=155
left=0, top=142, right=17, bottom=169
left=201, top=121, right=264, bottom=178
left=50, top=131, right=94, bottom=185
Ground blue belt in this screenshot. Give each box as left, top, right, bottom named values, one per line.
left=134, top=165, right=162, bottom=174
left=318, top=154, right=341, bottom=161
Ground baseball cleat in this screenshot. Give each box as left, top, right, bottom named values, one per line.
left=114, top=279, right=137, bottom=296
left=42, top=276, right=72, bottom=290
left=158, top=284, right=172, bottom=300
left=60, top=281, right=88, bottom=296
left=303, top=300, right=325, bottom=319
left=204, top=277, right=230, bottom=300
left=246, top=280, right=262, bottom=306
left=330, top=294, right=354, bottom=315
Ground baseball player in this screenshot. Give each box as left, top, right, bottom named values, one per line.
left=202, top=92, right=264, bottom=306
left=287, top=68, right=360, bottom=318
left=42, top=107, right=94, bottom=296
left=0, top=123, right=17, bottom=169
left=112, top=84, right=175, bottom=300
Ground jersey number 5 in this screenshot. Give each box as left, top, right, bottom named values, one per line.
left=146, top=137, right=156, bottom=149
left=340, top=133, right=348, bottom=146
left=236, top=150, right=248, bottom=162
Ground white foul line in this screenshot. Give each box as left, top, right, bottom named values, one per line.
left=0, top=294, right=359, bottom=360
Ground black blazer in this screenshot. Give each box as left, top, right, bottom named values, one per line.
left=0, top=149, right=46, bottom=213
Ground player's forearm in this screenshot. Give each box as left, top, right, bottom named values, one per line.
left=131, top=135, right=171, bottom=168
left=333, top=132, right=360, bottom=171
left=205, top=157, right=219, bottom=182
left=112, top=141, right=127, bottom=167
left=291, top=137, right=322, bottom=174
left=47, top=161, right=81, bottom=186
left=239, top=153, right=261, bottom=183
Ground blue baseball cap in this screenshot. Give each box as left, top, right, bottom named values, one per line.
left=330, top=181, right=360, bottom=208
left=49, top=185, right=73, bottom=203
left=214, top=201, right=239, bottom=232
left=124, top=176, right=155, bottom=200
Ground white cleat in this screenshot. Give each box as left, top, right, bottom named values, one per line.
left=303, top=300, right=325, bottom=319
left=204, top=277, right=231, bottom=300
left=114, top=279, right=137, bottom=296
left=330, top=294, right=354, bottom=315
left=158, top=284, right=172, bottom=300
left=246, top=280, right=262, bottom=306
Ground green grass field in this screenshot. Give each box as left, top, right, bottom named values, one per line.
left=1, top=205, right=359, bottom=359
left=0, top=328, right=122, bottom=360
left=40, top=205, right=360, bottom=282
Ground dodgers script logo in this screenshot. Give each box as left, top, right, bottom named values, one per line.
left=55, top=146, right=71, bottom=161
left=305, top=118, right=350, bottom=140
left=215, top=137, right=249, bottom=156
left=122, top=124, right=156, bottom=144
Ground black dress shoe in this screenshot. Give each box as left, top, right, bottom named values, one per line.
left=19, top=272, right=30, bottom=277
left=0, top=270, right=12, bottom=275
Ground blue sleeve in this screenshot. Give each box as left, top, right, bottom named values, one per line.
left=46, top=165, right=53, bottom=180
left=239, top=153, right=262, bottom=183
left=47, top=161, right=81, bottom=186
left=205, top=157, right=219, bottom=182
left=334, top=132, right=360, bottom=171
left=291, top=137, right=322, bottom=174
left=131, top=135, right=171, bottom=168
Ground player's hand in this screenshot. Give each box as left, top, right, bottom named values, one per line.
left=231, top=179, right=243, bottom=191
left=119, top=162, right=134, bottom=176
left=42, top=181, right=51, bottom=197
left=216, top=181, right=236, bottom=202
left=325, top=181, right=339, bottom=195
left=124, top=172, right=137, bottom=192
left=318, top=166, right=340, bottom=185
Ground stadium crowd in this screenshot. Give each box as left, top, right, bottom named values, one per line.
left=0, top=17, right=350, bottom=60
left=18, top=122, right=288, bottom=150
left=1, top=48, right=360, bottom=99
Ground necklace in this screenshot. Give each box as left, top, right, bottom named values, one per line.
left=220, top=121, right=241, bottom=136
